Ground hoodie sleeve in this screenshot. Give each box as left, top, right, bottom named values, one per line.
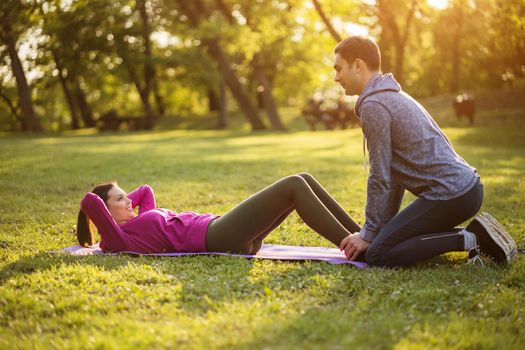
left=127, top=185, right=156, bottom=215
left=358, top=101, right=404, bottom=242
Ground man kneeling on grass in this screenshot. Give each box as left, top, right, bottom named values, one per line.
left=334, top=36, right=517, bottom=267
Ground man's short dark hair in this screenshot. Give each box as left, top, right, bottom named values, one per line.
left=334, top=36, right=381, bottom=71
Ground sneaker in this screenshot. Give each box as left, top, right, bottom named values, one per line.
left=466, top=212, right=517, bottom=264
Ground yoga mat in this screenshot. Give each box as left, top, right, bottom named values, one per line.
left=56, top=243, right=367, bottom=268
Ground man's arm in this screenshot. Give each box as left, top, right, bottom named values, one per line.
left=359, top=101, right=399, bottom=242
left=384, top=182, right=404, bottom=223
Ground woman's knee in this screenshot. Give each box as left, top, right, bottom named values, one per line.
left=299, top=173, right=323, bottom=189
left=279, top=174, right=308, bottom=191
left=297, top=172, right=315, bottom=183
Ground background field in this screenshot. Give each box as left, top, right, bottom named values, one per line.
left=1, top=92, right=524, bottom=349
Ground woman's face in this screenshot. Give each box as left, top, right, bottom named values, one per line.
left=106, top=186, right=136, bottom=224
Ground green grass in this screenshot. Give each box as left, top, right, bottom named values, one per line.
left=1, top=96, right=524, bottom=349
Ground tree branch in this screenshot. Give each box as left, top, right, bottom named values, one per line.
left=402, top=0, right=418, bottom=46
left=0, top=89, right=22, bottom=122
left=312, top=0, right=342, bottom=43
left=215, top=0, right=235, bottom=24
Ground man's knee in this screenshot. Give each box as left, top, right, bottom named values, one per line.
left=365, top=244, right=387, bottom=267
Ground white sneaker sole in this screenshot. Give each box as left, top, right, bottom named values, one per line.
left=467, top=212, right=517, bottom=264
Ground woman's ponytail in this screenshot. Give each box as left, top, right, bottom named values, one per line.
left=76, top=181, right=116, bottom=247
left=76, top=209, right=94, bottom=247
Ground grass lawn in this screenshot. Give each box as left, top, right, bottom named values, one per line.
left=1, top=94, right=524, bottom=349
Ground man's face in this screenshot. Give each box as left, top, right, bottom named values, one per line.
left=333, top=53, right=360, bottom=96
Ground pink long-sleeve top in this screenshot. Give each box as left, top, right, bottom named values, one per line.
left=80, top=185, right=218, bottom=253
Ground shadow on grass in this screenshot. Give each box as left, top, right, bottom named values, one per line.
left=0, top=252, right=140, bottom=285
left=2, top=244, right=523, bottom=350
left=217, top=258, right=524, bottom=349
left=0, top=247, right=497, bottom=305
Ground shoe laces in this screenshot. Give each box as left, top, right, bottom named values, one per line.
left=467, top=248, right=484, bottom=266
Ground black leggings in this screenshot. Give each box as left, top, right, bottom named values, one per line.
left=366, top=178, right=484, bottom=267
left=205, top=173, right=360, bottom=254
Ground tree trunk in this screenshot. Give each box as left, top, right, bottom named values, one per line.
left=135, top=77, right=154, bottom=116
left=2, top=23, right=41, bottom=132
left=177, top=0, right=266, bottom=131
left=138, top=0, right=161, bottom=123
left=397, top=0, right=417, bottom=85
left=208, top=88, right=220, bottom=111
left=52, top=51, right=80, bottom=129
left=206, top=40, right=266, bottom=130
left=252, top=55, right=285, bottom=130
left=121, top=54, right=154, bottom=118
left=394, top=42, right=405, bottom=85
left=152, top=78, right=165, bottom=116
left=450, top=5, right=463, bottom=93
left=0, top=89, right=23, bottom=126
left=72, top=77, right=95, bottom=127
left=60, top=73, right=81, bottom=130
left=378, top=29, right=392, bottom=73
left=216, top=0, right=282, bottom=129
left=217, top=78, right=228, bottom=129
left=312, top=0, right=342, bottom=43
left=376, top=0, right=417, bottom=85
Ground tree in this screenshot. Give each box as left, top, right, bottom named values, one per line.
left=0, top=81, right=23, bottom=130
left=0, top=0, right=42, bottom=131
left=38, top=0, right=108, bottom=129
left=486, top=0, right=525, bottom=86
left=217, top=77, right=228, bottom=129
left=312, top=0, right=342, bottom=43
left=171, top=0, right=267, bottom=131
left=103, top=0, right=164, bottom=128
left=51, top=49, right=81, bottom=129
left=216, top=0, right=285, bottom=130
left=375, top=0, right=419, bottom=85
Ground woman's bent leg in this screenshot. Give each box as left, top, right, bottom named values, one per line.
left=206, top=175, right=353, bottom=253
left=297, top=173, right=361, bottom=233
left=251, top=173, right=359, bottom=245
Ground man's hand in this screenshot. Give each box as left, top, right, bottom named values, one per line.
left=340, top=233, right=370, bottom=261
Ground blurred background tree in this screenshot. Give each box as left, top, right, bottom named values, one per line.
left=0, top=0, right=523, bottom=132
left=0, top=0, right=42, bottom=131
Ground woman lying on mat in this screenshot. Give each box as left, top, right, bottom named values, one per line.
left=77, top=173, right=364, bottom=260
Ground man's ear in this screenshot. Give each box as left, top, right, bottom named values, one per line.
left=355, top=58, right=363, bottom=72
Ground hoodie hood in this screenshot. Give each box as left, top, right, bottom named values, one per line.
left=355, top=73, right=401, bottom=119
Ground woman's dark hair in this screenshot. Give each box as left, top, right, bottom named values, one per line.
left=334, top=36, right=381, bottom=71
left=76, top=182, right=116, bottom=247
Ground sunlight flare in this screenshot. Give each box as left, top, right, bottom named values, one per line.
left=427, top=0, right=449, bottom=10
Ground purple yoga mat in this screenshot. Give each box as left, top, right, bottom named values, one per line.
left=57, top=243, right=367, bottom=268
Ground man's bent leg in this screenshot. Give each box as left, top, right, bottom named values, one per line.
left=366, top=180, right=483, bottom=267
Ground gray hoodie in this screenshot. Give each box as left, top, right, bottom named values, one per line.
left=355, top=73, right=479, bottom=242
